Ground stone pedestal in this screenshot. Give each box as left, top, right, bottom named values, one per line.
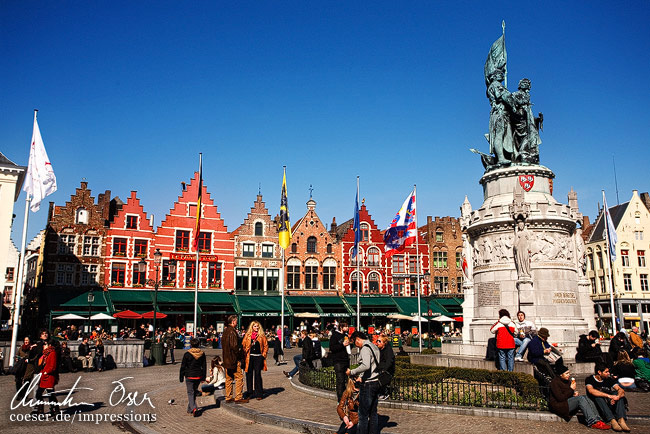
left=457, top=165, right=592, bottom=357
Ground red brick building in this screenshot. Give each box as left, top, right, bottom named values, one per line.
left=154, top=172, right=233, bottom=291
left=231, top=194, right=282, bottom=294
left=104, top=191, right=156, bottom=289
left=337, top=203, right=430, bottom=296
left=285, top=198, right=340, bottom=294
left=423, top=216, right=463, bottom=295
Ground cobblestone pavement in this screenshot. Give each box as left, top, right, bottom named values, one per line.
left=1, top=347, right=648, bottom=434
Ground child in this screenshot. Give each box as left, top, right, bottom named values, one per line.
left=336, top=378, right=360, bottom=434
left=201, top=355, right=226, bottom=395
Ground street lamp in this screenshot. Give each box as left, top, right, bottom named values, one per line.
left=87, top=288, right=95, bottom=336
left=424, top=293, right=432, bottom=349
left=139, top=248, right=169, bottom=365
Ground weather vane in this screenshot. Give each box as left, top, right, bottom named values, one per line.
left=309, top=184, right=314, bottom=199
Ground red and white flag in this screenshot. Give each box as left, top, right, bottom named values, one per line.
left=23, top=112, right=57, bottom=212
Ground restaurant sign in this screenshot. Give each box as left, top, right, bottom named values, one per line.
left=170, top=253, right=219, bottom=262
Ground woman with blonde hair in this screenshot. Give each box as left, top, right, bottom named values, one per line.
left=336, top=377, right=360, bottom=434
left=613, top=350, right=637, bottom=390
left=242, top=321, right=268, bottom=400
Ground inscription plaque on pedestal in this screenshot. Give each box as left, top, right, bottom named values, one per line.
left=553, top=291, right=577, bottom=304
left=477, top=282, right=501, bottom=306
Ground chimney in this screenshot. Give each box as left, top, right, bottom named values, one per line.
left=330, top=217, right=337, bottom=234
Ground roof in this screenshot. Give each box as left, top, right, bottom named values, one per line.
left=0, top=151, right=27, bottom=200
left=588, top=201, right=629, bottom=243
left=335, top=218, right=353, bottom=240
left=0, top=151, right=20, bottom=166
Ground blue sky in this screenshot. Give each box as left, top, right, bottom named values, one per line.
left=2, top=1, right=649, bottom=246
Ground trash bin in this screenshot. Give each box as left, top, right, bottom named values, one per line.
left=150, top=342, right=164, bottom=366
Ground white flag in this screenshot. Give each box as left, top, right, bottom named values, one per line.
left=603, top=194, right=618, bottom=262
left=23, top=112, right=57, bottom=212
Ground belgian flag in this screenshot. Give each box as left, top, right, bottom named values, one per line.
left=278, top=167, right=291, bottom=250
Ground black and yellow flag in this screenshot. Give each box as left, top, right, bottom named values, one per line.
left=193, top=153, right=203, bottom=251
left=279, top=167, right=291, bottom=250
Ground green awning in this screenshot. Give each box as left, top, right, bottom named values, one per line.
left=312, top=296, right=354, bottom=317
left=344, top=296, right=400, bottom=317
left=60, top=290, right=109, bottom=309
left=432, top=298, right=463, bottom=314
left=109, top=289, right=153, bottom=303
left=236, top=295, right=292, bottom=317
left=287, top=296, right=321, bottom=314
left=392, top=297, right=449, bottom=317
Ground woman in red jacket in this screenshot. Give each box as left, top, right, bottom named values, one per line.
left=490, top=309, right=516, bottom=371
left=36, top=339, right=60, bottom=416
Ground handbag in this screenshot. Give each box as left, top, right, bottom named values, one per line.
left=364, top=344, right=392, bottom=388
left=544, top=349, right=561, bottom=363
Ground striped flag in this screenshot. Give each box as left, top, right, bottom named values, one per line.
left=193, top=154, right=203, bottom=251
left=351, top=187, right=360, bottom=259
left=24, top=111, right=57, bottom=212
left=278, top=167, right=291, bottom=250
left=383, top=189, right=417, bottom=256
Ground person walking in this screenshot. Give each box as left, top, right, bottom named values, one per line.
left=242, top=321, right=268, bottom=400
left=34, top=339, right=60, bottom=417
left=490, top=309, right=516, bottom=371
left=346, top=331, right=380, bottom=434
left=330, top=322, right=351, bottom=402
left=163, top=326, right=177, bottom=364
left=179, top=338, right=206, bottom=417
left=222, top=315, right=248, bottom=403
left=376, top=335, right=395, bottom=400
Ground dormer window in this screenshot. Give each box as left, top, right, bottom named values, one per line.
left=76, top=208, right=89, bottom=224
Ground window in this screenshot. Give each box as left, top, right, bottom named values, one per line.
left=392, top=255, right=405, bottom=273
left=327, top=244, right=333, bottom=254
left=601, top=304, right=611, bottom=314
left=643, top=304, right=650, bottom=313
left=368, top=272, right=380, bottom=293
left=111, top=263, right=126, bottom=285
left=235, top=268, right=249, bottom=291
left=255, top=222, right=263, bottom=236
left=456, top=251, right=462, bottom=268
left=457, top=274, right=464, bottom=291
left=635, top=231, right=644, bottom=240
left=242, top=243, right=255, bottom=257
left=596, top=251, right=603, bottom=268
left=208, top=262, right=221, bottom=288
left=639, top=250, right=646, bottom=267
left=163, top=260, right=177, bottom=285
left=81, top=265, right=97, bottom=286
left=640, top=274, right=649, bottom=292
left=126, top=215, right=138, bottom=229
left=266, top=269, right=279, bottom=291
left=588, top=254, right=594, bottom=270
left=262, top=244, right=273, bottom=258
left=76, top=208, right=88, bottom=224
left=134, top=239, right=148, bottom=257
left=590, top=277, right=596, bottom=295
left=409, top=277, right=418, bottom=296
left=186, top=261, right=196, bottom=286
left=113, top=238, right=127, bottom=256
left=56, top=264, right=75, bottom=285
left=291, top=243, right=297, bottom=253
left=351, top=248, right=363, bottom=266
left=307, top=236, right=317, bottom=253
left=287, top=265, right=300, bottom=289
left=367, top=247, right=380, bottom=266
left=435, top=231, right=443, bottom=242
left=175, top=230, right=190, bottom=251
left=623, top=273, right=632, bottom=291
left=433, top=251, right=448, bottom=268
left=361, top=223, right=369, bottom=242
left=83, top=236, right=100, bottom=256
left=409, top=255, right=421, bottom=274
left=599, top=276, right=606, bottom=293
left=132, top=264, right=146, bottom=286
left=197, top=232, right=211, bottom=252
left=351, top=272, right=362, bottom=293
left=5, top=267, right=14, bottom=282
left=434, top=276, right=449, bottom=293
left=621, top=249, right=630, bottom=267
left=305, top=265, right=318, bottom=289
left=251, top=268, right=264, bottom=291
left=393, top=277, right=405, bottom=296
left=58, top=234, right=76, bottom=255
left=622, top=304, right=637, bottom=314
left=323, top=266, right=336, bottom=290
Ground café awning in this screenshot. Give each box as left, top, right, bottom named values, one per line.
left=236, top=295, right=292, bottom=317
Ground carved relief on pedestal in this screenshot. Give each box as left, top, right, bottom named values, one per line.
left=530, top=231, right=575, bottom=263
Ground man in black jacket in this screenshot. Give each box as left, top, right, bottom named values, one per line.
left=576, top=330, right=613, bottom=367
left=329, top=322, right=350, bottom=401
left=179, top=338, right=206, bottom=417
left=284, top=329, right=313, bottom=379
left=377, top=335, right=395, bottom=400
left=77, top=336, right=94, bottom=372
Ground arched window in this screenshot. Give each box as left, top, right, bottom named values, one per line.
left=255, top=222, right=263, bottom=236
left=326, top=243, right=333, bottom=254
left=287, top=258, right=301, bottom=289
left=307, top=236, right=317, bottom=253
left=323, top=258, right=337, bottom=290
left=360, top=223, right=369, bottom=241
left=367, top=247, right=380, bottom=266
left=350, top=247, right=364, bottom=266
left=350, top=271, right=363, bottom=293
left=305, top=258, right=319, bottom=289
left=76, top=208, right=89, bottom=224
left=368, top=272, right=380, bottom=293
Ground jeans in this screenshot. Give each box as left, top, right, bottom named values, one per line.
left=288, top=354, right=303, bottom=377
left=185, top=379, right=200, bottom=412
left=334, top=361, right=350, bottom=402
left=358, top=381, right=380, bottom=434
left=591, top=396, right=626, bottom=421
left=567, top=395, right=600, bottom=426
left=497, top=348, right=514, bottom=371
left=514, top=337, right=531, bottom=358
left=246, top=356, right=264, bottom=398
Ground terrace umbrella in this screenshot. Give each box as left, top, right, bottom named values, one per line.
left=113, top=310, right=143, bottom=319
left=53, top=313, right=87, bottom=320
left=432, top=315, right=454, bottom=322
left=90, top=313, right=115, bottom=320
left=294, top=312, right=319, bottom=318
left=142, top=310, right=167, bottom=319
left=386, top=314, right=413, bottom=320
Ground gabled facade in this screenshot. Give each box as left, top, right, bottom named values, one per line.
left=423, top=216, right=463, bottom=295
left=338, top=203, right=430, bottom=296
left=586, top=190, right=650, bottom=332
left=154, top=172, right=233, bottom=290
left=231, top=194, right=282, bottom=294
left=285, top=198, right=340, bottom=294
left=104, top=191, right=156, bottom=289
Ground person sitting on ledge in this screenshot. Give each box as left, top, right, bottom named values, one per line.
left=527, top=327, right=565, bottom=380
left=549, top=365, right=610, bottom=430
left=577, top=330, right=613, bottom=368
left=585, top=363, right=631, bottom=432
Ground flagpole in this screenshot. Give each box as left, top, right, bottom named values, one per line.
left=414, top=185, right=422, bottom=353
left=280, top=247, right=285, bottom=351
left=279, top=165, right=289, bottom=351
left=356, top=176, right=360, bottom=330
left=193, top=153, right=202, bottom=334
left=602, top=190, right=617, bottom=333
left=9, top=195, right=31, bottom=366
